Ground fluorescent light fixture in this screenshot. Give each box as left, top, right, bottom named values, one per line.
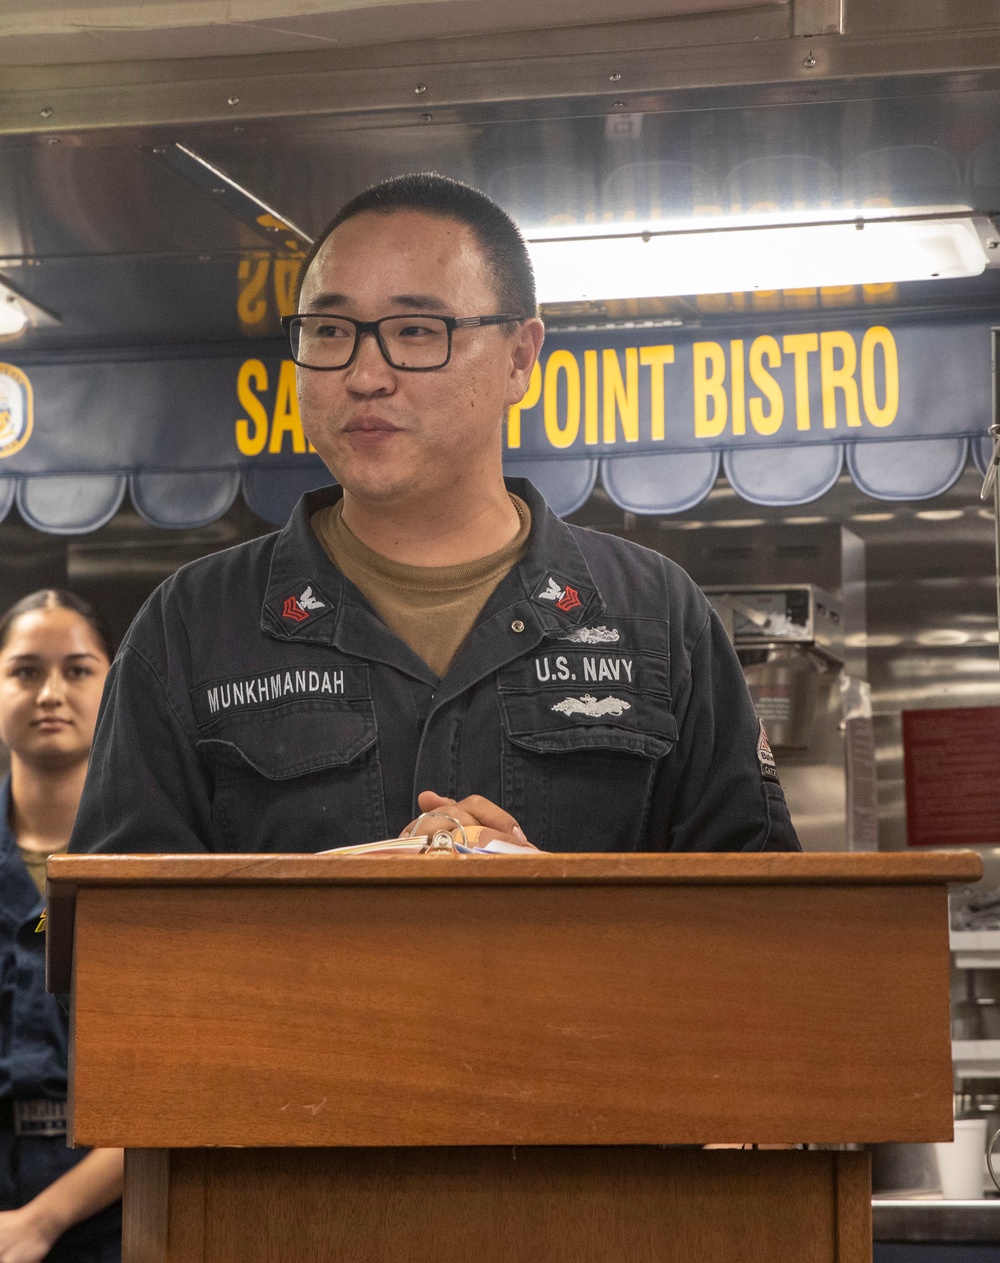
left=527, top=215, right=991, bottom=303
left=0, top=277, right=59, bottom=337
left=0, top=293, right=27, bottom=336
left=152, top=143, right=314, bottom=249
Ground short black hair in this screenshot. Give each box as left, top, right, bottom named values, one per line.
left=0, top=589, right=115, bottom=662
left=298, top=173, right=537, bottom=318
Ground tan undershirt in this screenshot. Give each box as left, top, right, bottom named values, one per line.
left=313, top=495, right=531, bottom=680
left=18, top=843, right=67, bottom=896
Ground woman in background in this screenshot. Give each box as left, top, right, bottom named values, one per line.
left=0, top=591, right=122, bottom=1263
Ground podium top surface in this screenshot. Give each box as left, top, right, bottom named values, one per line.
left=47, top=849, right=983, bottom=892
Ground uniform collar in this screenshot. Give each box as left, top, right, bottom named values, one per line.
left=426, top=479, right=605, bottom=707
left=260, top=485, right=438, bottom=680
left=505, top=478, right=605, bottom=631
left=261, top=484, right=347, bottom=646
left=260, top=478, right=605, bottom=659
left=0, top=776, right=18, bottom=861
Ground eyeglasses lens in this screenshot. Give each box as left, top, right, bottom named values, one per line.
left=380, top=317, right=450, bottom=369
left=292, top=316, right=451, bottom=369
left=292, top=317, right=355, bottom=369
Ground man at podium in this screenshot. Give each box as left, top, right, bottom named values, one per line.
left=69, top=174, right=800, bottom=858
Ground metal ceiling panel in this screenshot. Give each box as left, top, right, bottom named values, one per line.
left=6, top=1, right=1000, bottom=136
left=3, top=87, right=1000, bottom=354
left=0, top=0, right=996, bottom=531
left=0, top=141, right=275, bottom=261
left=0, top=0, right=778, bottom=67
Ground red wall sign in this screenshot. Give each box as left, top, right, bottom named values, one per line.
left=902, top=706, right=1000, bottom=847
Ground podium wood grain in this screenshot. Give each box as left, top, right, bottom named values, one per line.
left=123, top=1146, right=872, bottom=1263
left=49, top=852, right=973, bottom=1263
left=50, top=853, right=978, bottom=1148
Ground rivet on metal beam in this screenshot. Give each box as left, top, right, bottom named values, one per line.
left=609, top=72, right=621, bottom=82
left=39, top=107, right=53, bottom=118
left=227, top=96, right=240, bottom=107
left=420, top=112, right=433, bottom=122
left=414, top=84, right=427, bottom=95
left=612, top=100, right=627, bottom=109
left=803, top=52, right=817, bottom=68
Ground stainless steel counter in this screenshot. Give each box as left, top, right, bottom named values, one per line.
left=874, top=1198, right=1000, bottom=1244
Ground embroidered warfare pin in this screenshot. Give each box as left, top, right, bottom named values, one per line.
left=552, top=695, right=631, bottom=719
left=557, top=625, right=620, bottom=645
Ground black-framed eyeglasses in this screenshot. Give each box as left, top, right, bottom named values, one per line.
left=280, top=312, right=524, bottom=372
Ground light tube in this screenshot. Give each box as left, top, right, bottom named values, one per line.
left=0, top=294, right=28, bottom=336
left=527, top=217, right=989, bottom=303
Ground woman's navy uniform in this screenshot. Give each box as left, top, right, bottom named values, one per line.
left=70, top=480, right=800, bottom=856
left=0, top=779, right=121, bottom=1262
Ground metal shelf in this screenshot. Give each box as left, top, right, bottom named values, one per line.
left=951, top=931, right=1000, bottom=969
left=953, top=1039, right=1000, bottom=1077
left=873, top=1198, right=1000, bottom=1244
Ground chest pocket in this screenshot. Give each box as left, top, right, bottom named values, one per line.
left=195, top=674, right=385, bottom=851
left=497, top=646, right=676, bottom=853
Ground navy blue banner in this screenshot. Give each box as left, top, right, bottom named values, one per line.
left=0, top=317, right=989, bottom=480
left=506, top=319, right=990, bottom=460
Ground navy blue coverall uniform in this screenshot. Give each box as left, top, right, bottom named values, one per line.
left=0, top=780, right=121, bottom=1262
left=69, top=480, right=800, bottom=855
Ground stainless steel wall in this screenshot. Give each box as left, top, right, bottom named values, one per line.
left=575, top=465, right=1000, bottom=854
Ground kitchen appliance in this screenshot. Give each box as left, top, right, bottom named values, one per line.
left=704, top=585, right=844, bottom=751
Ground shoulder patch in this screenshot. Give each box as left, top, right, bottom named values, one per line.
left=757, top=720, right=780, bottom=782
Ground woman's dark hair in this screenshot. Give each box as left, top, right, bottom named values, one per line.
left=0, top=590, right=115, bottom=662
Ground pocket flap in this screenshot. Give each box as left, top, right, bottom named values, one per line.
left=197, top=700, right=377, bottom=780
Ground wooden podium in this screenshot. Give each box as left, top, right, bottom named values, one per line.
left=47, top=851, right=980, bottom=1263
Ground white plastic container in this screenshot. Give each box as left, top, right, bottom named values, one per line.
left=934, top=1118, right=988, bottom=1199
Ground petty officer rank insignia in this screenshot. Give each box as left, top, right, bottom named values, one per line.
left=532, top=573, right=591, bottom=619
left=757, top=720, right=780, bottom=783
left=281, top=584, right=327, bottom=623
